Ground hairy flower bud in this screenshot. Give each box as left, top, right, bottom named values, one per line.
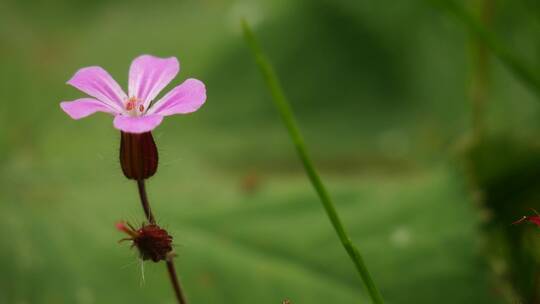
left=120, top=132, right=158, bottom=180
left=117, top=221, right=173, bottom=262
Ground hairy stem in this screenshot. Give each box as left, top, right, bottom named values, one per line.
left=136, top=179, right=188, bottom=304
left=241, top=19, right=384, bottom=304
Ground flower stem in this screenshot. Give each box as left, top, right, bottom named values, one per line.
left=469, top=0, right=493, bottom=142
left=137, top=180, right=156, bottom=223
left=135, top=179, right=188, bottom=304
left=166, top=260, right=188, bottom=304
left=241, top=19, right=384, bottom=304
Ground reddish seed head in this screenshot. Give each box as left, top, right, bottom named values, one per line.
left=117, top=221, right=173, bottom=262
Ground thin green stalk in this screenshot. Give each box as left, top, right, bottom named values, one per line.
left=428, top=0, right=540, bottom=100
left=469, top=0, right=492, bottom=141
left=241, top=19, right=384, bottom=304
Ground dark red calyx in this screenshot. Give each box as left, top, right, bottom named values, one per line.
left=119, top=131, right=158, bottom=180
left=117, top=221, right=173, bottom=262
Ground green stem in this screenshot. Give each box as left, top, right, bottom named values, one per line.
left=428, top=0, right=540, bottom=100
left=241, top=19, right=384, bottom=304
left=469, top=0, right=492, bottom=142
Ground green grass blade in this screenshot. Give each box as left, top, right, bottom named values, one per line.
left=428, top=0, right=540, bottom=99
left=241, top=19, right=385, bottom=304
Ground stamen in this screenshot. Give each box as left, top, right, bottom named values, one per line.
left=139, top=104, right=144, bottom=112
left=125, top=97, right=139, bottom=113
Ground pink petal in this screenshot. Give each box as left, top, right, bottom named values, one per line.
left=113, top=114, right=164, bottom=134
left=60, top=98, right=117, bottom=119
left=67, top=66, right=127, bottom=112
left=147, top=78, right=206, bottom=116
left=128, top=55, right=179, bottom=109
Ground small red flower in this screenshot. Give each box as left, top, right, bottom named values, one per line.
left=513, top=209, right=540, bottom=228
left=117, top=221, right=173, bottom=262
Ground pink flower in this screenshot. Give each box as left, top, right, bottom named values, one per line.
left=60, top=55, right=206, bottom=133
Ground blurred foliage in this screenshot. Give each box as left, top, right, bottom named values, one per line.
left=463, top=136, right=540, bottom=302
left=0, top=0, right=539, bottom=303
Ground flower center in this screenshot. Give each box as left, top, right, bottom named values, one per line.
left=125, top=97, right=145, bottom=116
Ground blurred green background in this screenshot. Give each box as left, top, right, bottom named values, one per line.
left=1, top=0, right=540, bottom=303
